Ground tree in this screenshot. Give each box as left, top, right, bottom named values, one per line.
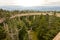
left=0, top=24, right=6, bottom=40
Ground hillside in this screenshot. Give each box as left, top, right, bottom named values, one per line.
left=0, top=6, right=60, bottom=11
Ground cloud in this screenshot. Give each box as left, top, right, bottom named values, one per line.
left=45, top=2, right=60, bottom=6
left=0, top=0, right=60, bottom=6
left=44, top=0, right=60, bottom=6
left=0, top=0, right=15, bottom=5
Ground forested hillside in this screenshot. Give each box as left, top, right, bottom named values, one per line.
left=0, top=9, right=60, bottom=40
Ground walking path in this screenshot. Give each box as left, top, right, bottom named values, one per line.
left=0, top=13, right=60, bottom=23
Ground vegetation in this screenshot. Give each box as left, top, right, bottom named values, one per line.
left=0, top=9, right=60, bottom=40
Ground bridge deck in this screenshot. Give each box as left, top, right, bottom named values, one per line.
left=0, top=13, right=60, bottom=23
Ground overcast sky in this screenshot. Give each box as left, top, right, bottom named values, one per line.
left=0, top=0, right=60, bottom=6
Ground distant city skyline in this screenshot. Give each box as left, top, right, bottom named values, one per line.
left=0, top=0, right=60, bottom=7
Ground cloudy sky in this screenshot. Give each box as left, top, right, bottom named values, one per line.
left=0, top=0, right=60, bottom=6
